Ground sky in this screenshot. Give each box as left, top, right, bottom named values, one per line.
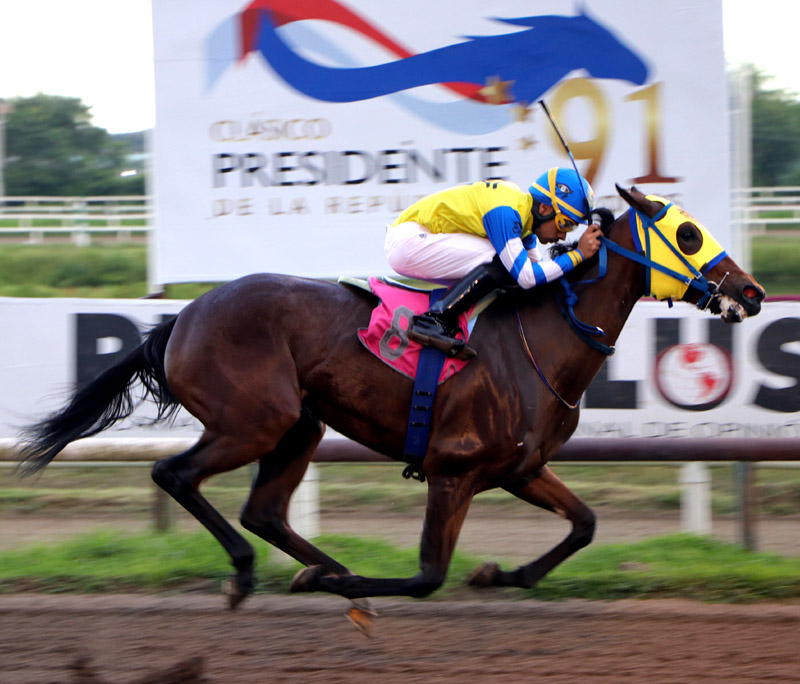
left=0, top=0, right=796, bottom=134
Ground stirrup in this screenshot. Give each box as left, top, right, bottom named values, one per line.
left=408, top=316, right=476, bottom=360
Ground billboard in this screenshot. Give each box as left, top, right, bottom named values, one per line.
left=152, top=0, right=729, bottom=284
left=1, top=298, right=796, bottom=442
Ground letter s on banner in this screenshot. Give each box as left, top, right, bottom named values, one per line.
left=753, top=318, right=800, bottom=413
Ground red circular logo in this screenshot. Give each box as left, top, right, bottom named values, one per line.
left=653, top=343, right=734, bottom=411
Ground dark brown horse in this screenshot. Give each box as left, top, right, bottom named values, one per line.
left=18, top=186, right=764, bottom=629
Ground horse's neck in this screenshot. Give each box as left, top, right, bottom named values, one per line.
left=531, top=250, right=643, bottom=405
left=577, top=250, right=644, bottom=344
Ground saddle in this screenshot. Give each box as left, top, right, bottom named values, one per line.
left=346, top=276, right=475, bottom=383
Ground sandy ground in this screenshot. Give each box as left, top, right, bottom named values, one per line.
left=1, top=594, right=799, bottom=683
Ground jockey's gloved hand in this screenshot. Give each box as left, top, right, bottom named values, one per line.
left=578, top=224, right=603, bottom=259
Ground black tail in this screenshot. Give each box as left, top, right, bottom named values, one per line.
left=17, top=316, right=180, bottom=477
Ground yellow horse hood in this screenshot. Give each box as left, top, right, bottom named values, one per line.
left=630, top=195, right=727, bottom=301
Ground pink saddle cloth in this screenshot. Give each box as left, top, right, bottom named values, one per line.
left=358, top=277, right=472, bottom=383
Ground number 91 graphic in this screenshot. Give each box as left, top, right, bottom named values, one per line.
left=546, top=79, right=680, bottom=187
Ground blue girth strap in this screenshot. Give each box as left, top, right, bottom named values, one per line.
left=402, top=288, right=448, bottom=483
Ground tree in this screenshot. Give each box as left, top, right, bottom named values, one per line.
left=747, top=68, right=800, bottom=187
left=3, top=94, right=145, bottom=196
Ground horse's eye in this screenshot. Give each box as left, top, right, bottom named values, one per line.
left=676, top=222, right=703, bottom=255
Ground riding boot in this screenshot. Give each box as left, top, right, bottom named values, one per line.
left=408, top=258, right=515, bottom=360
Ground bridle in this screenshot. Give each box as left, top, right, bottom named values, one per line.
left=557, top=204, right=730, bottom=358
left=601, top=203, right=729, bottom=311
left=520, top=203, right=731, bottom=409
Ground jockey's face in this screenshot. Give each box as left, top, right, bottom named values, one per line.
left=534, top=204, right=564, bottom=244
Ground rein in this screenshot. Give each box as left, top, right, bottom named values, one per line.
left=554, top=206, right=728, bottom=355
left=516, top=309, right=579, bottom=411
left=556, top=242, right=616, bottom=357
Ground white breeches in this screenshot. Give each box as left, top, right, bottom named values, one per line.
left=384, top=221, right=496, bottom=284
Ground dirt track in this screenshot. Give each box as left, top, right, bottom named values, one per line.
left=1, top=594, right=799, bottom=683
left=2, top=509, right=800, bottom=682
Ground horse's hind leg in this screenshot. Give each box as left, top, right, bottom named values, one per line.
left=151, top=438, right=267, bottom=608
left=241, top=409, right=380, bottom=631
left=468, top=465, right=596, bottom=589
left=239, top=409, right=351, bottom=574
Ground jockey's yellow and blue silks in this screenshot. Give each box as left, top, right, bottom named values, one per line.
left=392, top=180, right=586, bottom=289
left=631, top=195, right=727, bottom=301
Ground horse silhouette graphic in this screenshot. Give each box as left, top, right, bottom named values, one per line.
left=206, top=0, right=650, bottom=132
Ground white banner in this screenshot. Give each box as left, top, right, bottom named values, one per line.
left=152, top=0, right=730, bottom=284
left=1, top=298, right=796, bottom=442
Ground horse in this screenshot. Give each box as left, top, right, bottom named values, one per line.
left=17, top=185, right=764, bottom=632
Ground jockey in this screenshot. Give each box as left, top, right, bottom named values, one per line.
left=384, top=167, right=603, bottom=359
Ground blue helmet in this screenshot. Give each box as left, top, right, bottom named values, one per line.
left=529, top=167, right=595, bottom=225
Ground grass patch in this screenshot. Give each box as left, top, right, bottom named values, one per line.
left=0, top=244, right=148, bottom=298
left=526, top=533, right=800, bottom=602
left=0, top=529, right=242, bottom=593
left=1, top=528, right=799, bottom=602
left=0, top=529, right=476, bottom=596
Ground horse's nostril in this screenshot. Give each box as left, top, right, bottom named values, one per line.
left=743, top=285, right=760, bottom=300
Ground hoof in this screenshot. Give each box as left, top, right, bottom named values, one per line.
left=289, top=564, right=324, bottom=593
left=222, top=571, right=254, bottom=610
left=467, top=562, right=500, bottom=588
left=346, top=603, right=377, bottom=637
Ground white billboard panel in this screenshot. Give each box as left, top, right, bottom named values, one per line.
left=1, top=298, right=796, bottom=443
left=152, top=0, right=730, bottom=284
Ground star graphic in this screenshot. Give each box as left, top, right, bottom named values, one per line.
left=478, top=76, right=515, bottom=105
left=510, top=101, right=532, bottom=123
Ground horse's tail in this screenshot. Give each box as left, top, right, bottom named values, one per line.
left=18, top=316, right=180, bottom=477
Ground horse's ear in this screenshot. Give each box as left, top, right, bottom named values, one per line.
left=615, top=183, right=658, bottom=215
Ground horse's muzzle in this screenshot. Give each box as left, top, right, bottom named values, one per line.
left=709, top=275, right=765, bottom=322
left=739, top=281, right=765, bottom=317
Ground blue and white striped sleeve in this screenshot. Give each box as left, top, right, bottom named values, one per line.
left=522, top=233, right=542, bottom=262
left=483, top=207, right=585, bottom=289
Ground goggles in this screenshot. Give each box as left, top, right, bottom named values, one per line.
left=554, top=213, right=578, bottom=233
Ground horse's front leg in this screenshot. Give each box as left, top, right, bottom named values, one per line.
left=291, top=473, right=474, bottom=599
left=468, top=465, right=596, bottom=589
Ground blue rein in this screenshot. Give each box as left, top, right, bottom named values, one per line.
left=556, top=206, right=723, bottom=356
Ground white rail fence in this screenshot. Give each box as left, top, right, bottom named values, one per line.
left=0, top=196, right=150, bottom=244
left=0, top=190, right=799, bottom=243
left=733, top=186, right=800, bottom=232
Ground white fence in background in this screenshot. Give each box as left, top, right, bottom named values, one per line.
left=0, top=196, right=150, bottom=244
left=732, top=186, right=800, bottom=230
left=0, top=190, right=798, bottom=244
